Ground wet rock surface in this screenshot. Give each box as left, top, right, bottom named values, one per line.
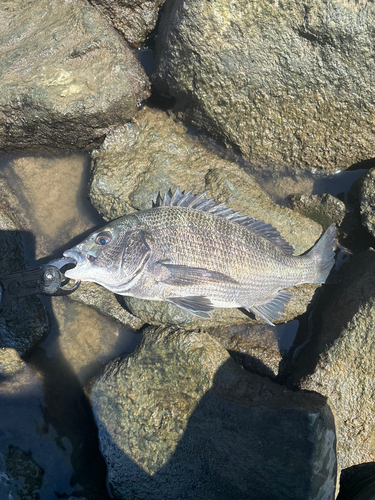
left=152, top=0, right=375, bottom=171
left=90, top=0, right=166, bottom=48
left=0, top=211, right=48, bottom=355
left=0, top=0, right=373, bottom=495
left=0, top=366, right=72, bottom=500
left=0, top=0, right=150, bottom=152
left=67, top=282, right=144, bottom=331
left=4, top=445, right=44, bottom=500
left=90, top=105, right=323, bottom=327
left=290, top=193, right=347, bottom=231
left=290, top=249, right=375, bottom=478
left=206, top=321, right=299, bottom=379
left=91, top=325, right=337, bottom=500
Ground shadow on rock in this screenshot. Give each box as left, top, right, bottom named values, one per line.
left=290, top=249, right=375, bottom=385
left=0, top=229, right=48, bottom=355
left=91, top=326, right=337, bottom=500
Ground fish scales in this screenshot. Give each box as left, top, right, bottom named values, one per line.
left=64, top=188, right=336, bottom=325
left=137, top=207, right=299, bottom=285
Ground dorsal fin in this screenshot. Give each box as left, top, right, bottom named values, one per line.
left=153, top=188, right=295, bottom=254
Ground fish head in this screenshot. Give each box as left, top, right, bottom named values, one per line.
left=63, top=214, right=150, bottom=291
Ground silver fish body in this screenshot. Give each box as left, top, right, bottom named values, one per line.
left=64, top=189, right=336, bottom=325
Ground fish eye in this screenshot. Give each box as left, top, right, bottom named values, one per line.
left=95, top=231, right=112, bottom=245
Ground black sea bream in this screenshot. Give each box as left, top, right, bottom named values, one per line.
left=64, top=188, right=336, bottom=325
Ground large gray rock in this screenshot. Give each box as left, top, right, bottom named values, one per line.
left=91, top=325, right=337, bottom=500
left=90, top=0, right=166, bottom=48
left=0, top=211, right=48, bottom=355
left=291, top=249, right=375, bottom=477
left=152, top=0, right=375, bottom=171
left=0, top=0, right=150, bottom=151
left=89, top=105, right=325, bottom=327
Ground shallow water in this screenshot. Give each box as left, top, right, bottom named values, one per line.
left=0, top=150, right=368, bottom=499
left=0, top=153, right=140, bottom=499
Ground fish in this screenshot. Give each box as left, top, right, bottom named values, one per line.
left=63, top=188, right=336, bottom=325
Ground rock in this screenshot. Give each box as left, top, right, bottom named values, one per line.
left=90, top=0, right=166, bottom=48
left=290, top=194, right=347, bottom=231
left=89, top=106, right=324, bottom=327
left=90, top=106, right=322, bottom=252
left=359, top=167, right=375, bottom=238
left=0, top=0, right=150, bottom=152
left=4, top=445, right=44, bottom=500
left=0, top=211, right=48, bottom=355
left=48, top=295, right=141, bottom=385
left=290, top=249, right=375, bottom=477
left=337, top=463, right=375, bottom=500
left=206, top=321, right=299, bottom=379
left=152, top=0, right=375, bottom=171
left=90, top=325, right=337, bottom=500
left=67, top=282, right=144, bottom=331
left=0, top=348, right=26, bottom=376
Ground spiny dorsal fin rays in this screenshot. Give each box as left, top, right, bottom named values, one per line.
left=153, top=187, right=295, bottom=255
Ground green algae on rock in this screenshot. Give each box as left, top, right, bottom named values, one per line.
left=152, top=0, right=375, bottom=171
left=0, top=0, right=150, bottom=151
left=90, top=325, right=337, bottom=500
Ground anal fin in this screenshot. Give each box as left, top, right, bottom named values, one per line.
left=166, top=295, right=214, bottom=319
left=246, top=290, right=293, bottom=326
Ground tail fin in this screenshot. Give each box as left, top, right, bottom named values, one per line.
left=306, top=224, right=337, bottom=284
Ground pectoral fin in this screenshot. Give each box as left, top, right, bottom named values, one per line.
left=166, top=296, right=214, bottom=318
left=159, top=263, right=238, bottom=287
left=246, top=290, right=293, bottom=326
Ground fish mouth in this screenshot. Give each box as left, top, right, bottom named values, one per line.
left=63, top=250, right=84, bottom=279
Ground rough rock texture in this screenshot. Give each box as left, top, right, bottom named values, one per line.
left=89, top=106, right=324, bottom=327
left=5, top=445, right=44, bottom=500
left=0, top=0, right=150, bottom=151
left=206, top=321, right=299, bottom=379
left=90, top=0, right=166, bottom=48
left=152, top=0, right=375, bottom=171
left=359, top=167, right=375, bottom=238
left=91, top=325, right=337, bottom=500
left=290, top=193, right=346, bottom=231
left=0, top=211, right=48, bottom=355
left=0, top=348, right=26, bottom=376
left=67, top=282, right=144, bottom=331
left=291, top=249, right=375, bottom=475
